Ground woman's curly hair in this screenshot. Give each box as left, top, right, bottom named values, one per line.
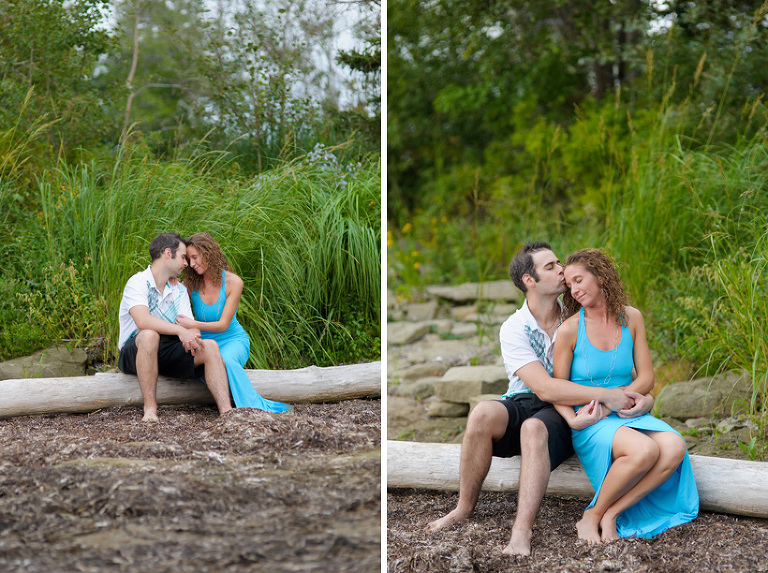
left=182, top=232, right=230, bottom=293
left=562, top=248, right=628, bottom=325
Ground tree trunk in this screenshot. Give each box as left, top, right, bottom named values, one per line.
left=0, top=362, right=381, bottom=419
left=387, top=440, right=768, bottom=518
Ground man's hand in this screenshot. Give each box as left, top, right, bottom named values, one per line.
left=617, top=390, right=654, bottom=418
left=600, top=387, right=634, bottom=412
left=569, top=400, right=606, bottom=430
left=178, top=327, right=202, bottom=354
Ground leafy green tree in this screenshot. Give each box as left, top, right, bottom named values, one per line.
left=0, top=0, right=115, bottom=172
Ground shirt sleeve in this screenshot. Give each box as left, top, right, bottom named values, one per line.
left=122, top=274, right=149, bottom=313
left=499, top=318, right=540, bottom=376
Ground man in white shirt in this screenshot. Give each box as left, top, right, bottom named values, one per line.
left=117, top=233, right=233, bottom=421
left=427, top=241, right=653, bottom=555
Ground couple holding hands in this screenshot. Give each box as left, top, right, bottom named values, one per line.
left=117, top=232, right=290, bottom=422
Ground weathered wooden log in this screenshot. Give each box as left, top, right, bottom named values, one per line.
left=0, top=362, right=381, bottom=419
left=387, top=440, right=768, bottom=518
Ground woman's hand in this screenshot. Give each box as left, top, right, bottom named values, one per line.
left=176, top=314, right=196, bottom=329
left=570, top=400, right=606, bottom=430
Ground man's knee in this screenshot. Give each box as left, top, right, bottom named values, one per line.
left=135, top=329, right=160, bottom=350
left=520, top=418, right=549, bottom=449
left=197, top=339, right=221, bottom=362
left=466, top=401, right=508, bottom=440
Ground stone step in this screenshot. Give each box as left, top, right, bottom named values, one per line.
left=433, top=365, right=509, bottom=403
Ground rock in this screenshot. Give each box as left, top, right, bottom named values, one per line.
left=387, top=322, right=430, bottom=346
left=426, top=280, right=521, bottom=304
left=450, top=305, right=478, bottom=321
left=427, top=399, right=469, bottom=418
left=450, top=323, right=479, bottom=338
left=463, top=312, right=508, bottom=325
left=388, top=378, right=438, bottom=400
left=434, top=366, right=509, bottom=404
left=685, top=417, right=713, bottom=430
left=426, top=319, right=454, bottom=335
left=487, top=303, right=518, bottom=316
left=387, top=289, right=398, bottom=309
left=404, top=300, right=439, bottom=322
left=0, top=346, right=88, bottom=380
left=389, top=338, right=498, bottom=368
left=655, top=370, right=754, bottom=420
left=394, top=362, right=449, bottom=381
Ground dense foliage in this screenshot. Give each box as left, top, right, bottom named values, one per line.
left=0, top=0, right=381, bottom=368
left=388, top=0, right=768, bottom=432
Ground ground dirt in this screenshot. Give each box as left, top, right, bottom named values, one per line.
left=0, top=400, right=381, bottom=573
left=388, top=490, right=768, bottom=573
left=387, top=395, right=768, bottom=572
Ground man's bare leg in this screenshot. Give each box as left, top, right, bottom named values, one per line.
left=427, top=401, right=509, bottom=532
left=194, top=340, right=233, bottom=415
left=502, top=418, right=550, bottom=556
left=134, top=330, right=161, bottom=422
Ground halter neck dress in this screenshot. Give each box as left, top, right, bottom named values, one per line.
left=190, top=271, right=290, bottom=413
left=569, top=308, right=698, bottom=538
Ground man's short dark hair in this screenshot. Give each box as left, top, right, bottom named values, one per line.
left=509, top=241, right=553, bottom=293
left=149, top=233, right=185, bottom=261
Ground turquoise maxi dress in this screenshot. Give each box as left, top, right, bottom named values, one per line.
left=569, top=308, right=698, bottom=538
left=190, top=271, right=291, bottom=413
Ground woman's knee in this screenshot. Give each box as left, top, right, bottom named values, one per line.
left=655, top=433, right=687, bottom=468
left=615, top=428, right=659, bottom=469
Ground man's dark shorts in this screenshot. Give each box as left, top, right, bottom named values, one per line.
left=118, top=333, right=204, bottom=379
left=492, top=393, right=574, bottom=471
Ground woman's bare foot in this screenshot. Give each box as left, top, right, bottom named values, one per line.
left=501, top=526, right=532, bottom=556
left=426, top=509, right=469, bottom=533
left=600, top=513, right=619, bottom=543
left=576, top=509, right=603, bottom=545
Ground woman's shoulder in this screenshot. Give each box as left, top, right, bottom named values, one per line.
left=558, top=314, right=580, bottom=338
left=224, top=271, right=244, bottom=290
left=623, top=305, right=644, bottom=326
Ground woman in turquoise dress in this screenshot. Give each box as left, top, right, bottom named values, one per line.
left=552, top=249, right=697, bottom=544
left=176, top=233, right=290, bottom=413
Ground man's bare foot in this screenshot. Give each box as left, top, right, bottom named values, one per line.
left=426, top=509, right=469, bottom=533
left=600, top=514, right=619, bottom=543
left=142, top=408, right=159, bottom=422
left=576, top=509, right=602, bottom=545
left=501, top=526, right=532, bottom=556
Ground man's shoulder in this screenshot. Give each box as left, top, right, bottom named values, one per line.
left=500, top=303, right=531, bottom=332
left=124, top=267, right=150, bottom=289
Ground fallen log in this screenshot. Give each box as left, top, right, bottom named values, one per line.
left=387, top=440, right=768, bottom=519
left=0, top=362, right=381, bottom=419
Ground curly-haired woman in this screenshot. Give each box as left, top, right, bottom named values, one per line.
left=176, top=232, right=290, bottom=412
left=553, top=248, right=697, bottom=543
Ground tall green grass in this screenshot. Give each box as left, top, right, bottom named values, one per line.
left=1, top=146, right=380, bottom=368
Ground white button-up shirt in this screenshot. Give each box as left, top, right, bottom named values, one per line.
left=117, top=266, right=193, bottom=350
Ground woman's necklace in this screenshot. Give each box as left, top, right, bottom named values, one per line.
left=583, top=320, right=621, bottom=387
left=199, top=282, right=224, bottom=322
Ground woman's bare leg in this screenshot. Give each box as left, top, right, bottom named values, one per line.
left=598, top=431, right=687, bottom=542
left=576, top=427, right=658, bottom=544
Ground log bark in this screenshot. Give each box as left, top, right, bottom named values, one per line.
left=0, top=362, right=381, bottom=419
left=387, top=440, right=768, bottom=519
